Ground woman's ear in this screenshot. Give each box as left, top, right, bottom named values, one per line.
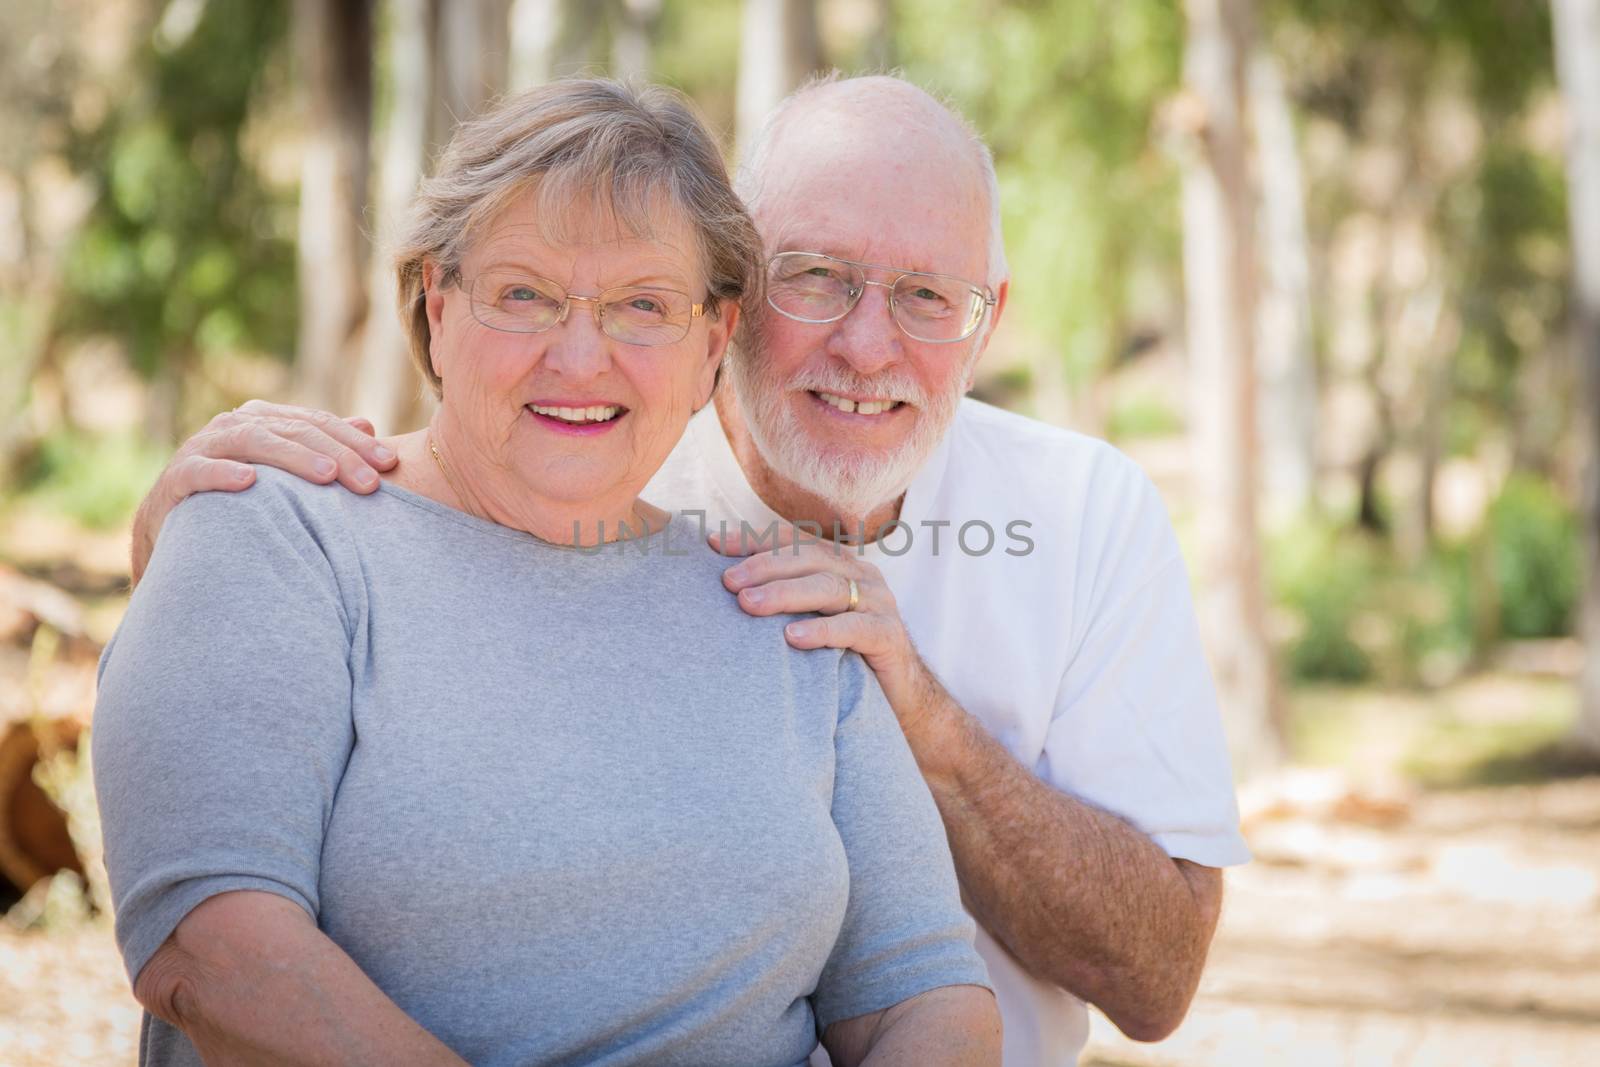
left=693, top=300, right=739, bottom=411
left=423, top=260, right=449, bottom=383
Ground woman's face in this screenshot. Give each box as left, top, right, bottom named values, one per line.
left=423, top=189, right=734, bottom=512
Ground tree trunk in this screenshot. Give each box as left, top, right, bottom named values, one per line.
left=508, top=0, right=596, bottom=90
left=612, top=0, right=663, bottom=81
left=0, top=175, right=58, bottom=481
left=1553, top=0, right=1600, bottom=754
left=1249, top=47, right=1317, bottom=525
left=0, top=720, right=85, bottom=900
left=864, top=0, right=896, bottom=70
left=432, top=0, right=508, bottom=138
left=350, top=0, right=433, bottom=434
left=736, top=0, right=824, bottom=151
left=350, top=0, right=514, bottom=435
left=1180, top=0, right=1285, bottom=777
left=292, top=0, right=374, bottom=414
left=509, top=0, right=560, bottom=89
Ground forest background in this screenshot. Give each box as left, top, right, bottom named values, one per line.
left=2, top=1, right=1600, bottom=1064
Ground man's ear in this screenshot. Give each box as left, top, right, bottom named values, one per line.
left=694, top=301, right=739, bottom=410
left=423, top=260, right=449, bottom=383
left=965, top=278, right=1010, bottom=392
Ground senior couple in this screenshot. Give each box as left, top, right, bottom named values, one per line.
left=96, top=73, right=1248, bottom=1067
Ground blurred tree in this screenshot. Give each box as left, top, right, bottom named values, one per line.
left=433, top=0, right=511, bottom=134
left=1250, top=46, right=1316, bottom=521
left=351, top=0, right=512, bottom=433
left=862, top=0, right=896, bottom=71
left=291, top=0, right=374, bottom=412
left=736, top=0, right=824, bottom=150
left=0, top=0, right=97, bottom=480
left=351, top=0, right=435, bottom=434
left=614, top=0, right=664, bottom=81
left=897, top=0, right=1186, bottom=428
left=509, top=0, right=565, bottom=88
left=1553, top=0, right=1600, bottom=753
left=1271, top=0, right=1561, bottom=548
left=53, top=0, right=295, bottom=445
left=1179, top=0, right=1284, bottom=775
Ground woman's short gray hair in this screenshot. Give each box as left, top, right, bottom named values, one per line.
left=394, top=78, right=761, bottom=396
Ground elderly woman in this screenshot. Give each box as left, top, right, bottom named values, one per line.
left=92, top=79, right=997, bottom=1067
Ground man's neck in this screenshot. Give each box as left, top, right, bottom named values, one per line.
left=712, top=387, right=903, bottom=542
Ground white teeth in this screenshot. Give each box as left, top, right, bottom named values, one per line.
left=530, top=404, right=621, bottom=423
left=817, top=392, right=898, bottom=416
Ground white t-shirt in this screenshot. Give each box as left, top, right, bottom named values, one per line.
left=643, top=398, right=1251, bottom=1067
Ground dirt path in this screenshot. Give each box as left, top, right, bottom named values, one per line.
left=1084, top=776, right=1600, bottom=1066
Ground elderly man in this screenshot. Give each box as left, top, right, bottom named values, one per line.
left=128, top=75, right=1248, bottom=1066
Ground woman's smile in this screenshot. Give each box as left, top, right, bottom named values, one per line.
left=525, top=400, right=629, bottom=436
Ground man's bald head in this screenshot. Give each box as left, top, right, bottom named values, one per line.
left=736, top=73, right=1008, bottom=285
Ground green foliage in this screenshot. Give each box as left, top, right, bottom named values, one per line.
left=56, top=0, right=295, bottom=387
left=1487, top=474, right=1580, bottom=639
left=1270, top=514, right=1478, bottom=686
left=1269, top=0, right=1553, bottom=119
left=1271, top=518, right=1379, bottom=683
left=1288, top=674, right=1579, bottom=783
left=895, top=0, right=1185, bottom=383
left=1402, top=693, right=1579, bottom=788
left=1105, top=392, right=1183, bottom=441
left=1272, top=470, right=1580, bottom=686
left=13, top=429, right=171, bottom=529
left=654, top=0, right=743, bottom=138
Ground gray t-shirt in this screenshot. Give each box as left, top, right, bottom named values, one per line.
left=93, top=468, right=988, bottom=1067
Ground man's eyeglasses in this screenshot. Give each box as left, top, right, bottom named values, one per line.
left=764, top=251, right=996, bottom=344
left=455, top=270, right=706, bottom=347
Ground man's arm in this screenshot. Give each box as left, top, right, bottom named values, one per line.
left=822, top=986, right=1001, bottom=1067
left=718, top=533, right=1225, bottom=1041
left=906, top=667, right=1223, bottom=1041
left=135, top=891, right=467, bottom=1066
left=129, top=401, right=397, bottom=585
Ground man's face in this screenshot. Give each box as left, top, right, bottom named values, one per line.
left=728, top=116, right=999, bottom=521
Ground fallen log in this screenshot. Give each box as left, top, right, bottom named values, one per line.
left=0, top=718, right=85, bottom=897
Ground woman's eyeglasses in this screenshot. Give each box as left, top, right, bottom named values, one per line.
left=458, top=271, right=706, bottom=347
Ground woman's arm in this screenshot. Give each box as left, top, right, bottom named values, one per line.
left=810, top=654, right=998, bottom=1062
left=135, top=892, right=465, bottom=1067
left=822, top=986, right=1000, bottom=1067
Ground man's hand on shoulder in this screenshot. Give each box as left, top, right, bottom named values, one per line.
left=712, top=523, right=962, bottom=765
left=130, top=400, right=399, bottom=585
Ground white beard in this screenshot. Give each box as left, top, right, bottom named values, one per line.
left=726, top=329, right=972, bottom=524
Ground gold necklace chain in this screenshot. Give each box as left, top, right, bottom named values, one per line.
left=426, top=429, right=652, bottom=546
left=427, top=430, right=471, bottom=509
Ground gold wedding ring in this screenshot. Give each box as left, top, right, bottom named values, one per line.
left=846, top=577, right=860, bottom=612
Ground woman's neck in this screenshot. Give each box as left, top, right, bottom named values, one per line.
left=383, top=421, right=665, bottom=546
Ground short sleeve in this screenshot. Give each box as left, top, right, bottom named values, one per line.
left=811, top=653, right=991, bottom=1030
left=1041, top=469, right=1251, bottom=867
left=92, top=480, right=358, bottom=985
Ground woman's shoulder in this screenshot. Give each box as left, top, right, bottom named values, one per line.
left=163, top=465, right=377, bottom=570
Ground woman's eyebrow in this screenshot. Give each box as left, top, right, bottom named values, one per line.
left=608, top=273, right=690, bottom=289
left=475, top=255, right=690, bottom=289
left=479, top=258, right=560, bottom=277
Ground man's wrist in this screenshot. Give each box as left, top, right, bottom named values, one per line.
left=894, top=666, right=972, bottom=786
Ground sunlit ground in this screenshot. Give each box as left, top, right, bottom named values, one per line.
left=3, top=505, right=1599, bottom=1067
left=1087, top=674, right=1600, bottom=1067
